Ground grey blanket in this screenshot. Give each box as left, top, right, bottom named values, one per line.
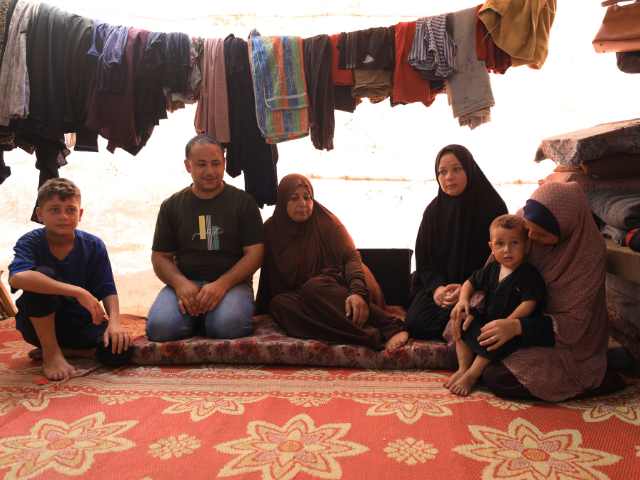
left=586, top=189, right=640, bottom=231
left=444, top=7, right=494, bottom=130
left=601, top=223, right=629, bottom=246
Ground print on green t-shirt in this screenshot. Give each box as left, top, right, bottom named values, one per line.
left=152, top=183, right=264, bottom=282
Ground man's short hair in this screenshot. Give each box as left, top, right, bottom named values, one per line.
left=185, top=134, right=223, bottom=160
left=37, top=178, right=81, bottom=208
left=490, top=214, right=528, bottom=238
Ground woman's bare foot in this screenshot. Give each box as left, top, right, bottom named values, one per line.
left=444, top=369, right=466, bottom=389
left=385, top=332, right=409, bottom=352
left=42, top=353, right=77, bottom=381
left=28, top=348, right=43, bottom=360
left=450, top=370, right=481, bottom=396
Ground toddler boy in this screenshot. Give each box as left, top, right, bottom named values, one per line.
left=8, top=178, right=133, bottom=380
left=445, top=214, right=547, bottom=396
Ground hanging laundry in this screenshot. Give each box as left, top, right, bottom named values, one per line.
left=478, top=0, right=556, bottom=69
left=61, top=14, right=95, bottom=136
left=303, top=34, right=334, bottom=151
left=333, top=85, right=359, bottom=113
left=248, top=29, right=309, bottom=144
left=194, top=38, right=230, bottom=143
left=392, top=20, right=442, bottom=106
left=240, top=35, right=279, bottom=207
left=445, top=7, right=495, bottom=130
left=0, top=151, right=9, bottom=184
left=166, top=37, right=202, bottom=111
left=329, top=34, right=354, bottom=86
left=407, top=15, right=456, bottom=79
left=337, top=27, right=393, bottom=70
left=351, top=68, right=392, bottom=99
left=163, top=32, right=190, bottom=92
left=222, top=34, right=247, bottom=178
left=474, top=5, right=511, bottom=74
left=0, top=0, right=34, bottom=126
left=96, top=25, right=130, bottom=93
left=0, top=0, right=13, bottom=72
left=85, top=28, right=145, bottom=153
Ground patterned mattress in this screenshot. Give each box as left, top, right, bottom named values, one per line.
left=131, top=307, right=451, bottom=369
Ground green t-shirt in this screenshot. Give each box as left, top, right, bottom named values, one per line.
left=152, top=183, right=264, bottom=282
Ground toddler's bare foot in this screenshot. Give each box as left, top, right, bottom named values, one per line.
left=42, top=353, right=76, bottom=381
left=385, top=331, right=409, bottom=352
left=444, top=369, right=466, bottom=389
left=28, top=348, right=43, bottom=360
left=450, top=371, right=481, bottom=397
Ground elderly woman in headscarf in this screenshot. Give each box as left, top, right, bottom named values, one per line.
left=256, top=174, right=409, bottom=352
left=404, top=145, right=508, bottom=340
left=449, top=181, right=626, bottom=401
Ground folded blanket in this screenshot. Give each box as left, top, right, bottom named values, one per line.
left=601, top=223, right=629, bottom=246
left=585, top=188, right=640, bottom=231
left=445, top=7, right=494, bottom=130
left=248, top=29, right=309, bottom=144
left=538, top=171, right=640, bottom=191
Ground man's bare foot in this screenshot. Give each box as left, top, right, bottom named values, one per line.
left=385, top=332, right=409, bottom=352
left=28, top=348, right=43, bottom=360
left=450, top=371, right=481, bottom=397
left=42, top=353, right=77, bottom=381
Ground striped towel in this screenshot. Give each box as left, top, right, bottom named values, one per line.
left=249, top=30, right=309, bottom=144
left=407, top=15, right=456, bottom=78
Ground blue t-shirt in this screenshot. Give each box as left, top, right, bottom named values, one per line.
left=8, top=228, right=117, bottom=332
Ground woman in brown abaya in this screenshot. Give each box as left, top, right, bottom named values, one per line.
left=256, top=174, right=409, bottom=352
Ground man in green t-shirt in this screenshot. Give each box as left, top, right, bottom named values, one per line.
left=146, top=135, right=265, bottom=342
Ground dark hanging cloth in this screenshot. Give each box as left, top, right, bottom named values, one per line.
left=333, top=85, right=359, bottom=113
left=96, top=25, right=130, bottom=93
left=617, top=51, right=640, bottom=74
left=85, top=28, right=144, bottom=153
left=240, top=36, right=278, bottom=208
left=337, top=27, right=393, bottom=70
left=303, top=34, right=335, bottom=152
left=404, top=145, right=508, bottom=339
left=222, top=34, right=247, bottom=178
left=61, top=14, right=94, bottom=134
left=24, top=3, right=68, bottom=138
left=0, top=151, right=9, bottom=184
left=164, top=32, right=190, bottom=92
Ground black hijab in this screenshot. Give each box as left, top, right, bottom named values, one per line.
left=413, top=145, right=508, bottom=294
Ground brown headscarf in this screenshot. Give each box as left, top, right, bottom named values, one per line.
left=256, top=174, right=371, bottom=313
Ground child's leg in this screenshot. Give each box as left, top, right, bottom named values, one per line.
left=450, top=355, right=492, bottom=396
left=444, top=338, right=476, bottom=389
left=27, top=312, right=77, bottom=380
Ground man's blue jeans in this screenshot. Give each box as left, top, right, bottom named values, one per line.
left=146, top=281, right=254, bottom=342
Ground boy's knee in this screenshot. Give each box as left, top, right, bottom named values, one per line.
left=95, top=344, right=134, bottom=367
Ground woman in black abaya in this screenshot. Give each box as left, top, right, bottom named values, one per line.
left=404, top=145, right=508, bottom=340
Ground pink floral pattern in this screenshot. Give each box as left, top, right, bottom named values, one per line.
left=131, top=310, right=450, bottom=369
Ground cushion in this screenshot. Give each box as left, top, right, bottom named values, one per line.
left=539, top=172, right=640, bottom=191
left=131, top=307, right=451, bottom=368
left=581, top=153, right=640, bottom=179
left=585, top=188, right=640, bottom=231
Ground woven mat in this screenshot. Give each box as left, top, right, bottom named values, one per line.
left=0, top=318, right=639, bottom=479
left=130, top=308, right=451, bottom=369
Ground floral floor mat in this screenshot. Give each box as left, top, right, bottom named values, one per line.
left=130, top=308, right=451, bottom=369
left=0, top=316, right=640, bottom=479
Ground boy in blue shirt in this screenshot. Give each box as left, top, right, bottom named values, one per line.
left=8, top=178, right=133, bottom=380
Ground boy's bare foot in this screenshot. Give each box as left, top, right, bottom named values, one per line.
left=385, top=331, right=409, bottom=352
left=28, top=348, right=43, bottom=360
left=450, top=371, right=481, bottom=397
left=42, top=353, right=77, bottom=381
left=444, top=369, right=465, bottom=389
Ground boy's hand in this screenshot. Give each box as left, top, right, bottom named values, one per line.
left=76, top=289, right=106, bottom=324
left=175, top=280, right=201, bottom=316
left=196, top=281, right=228, bottom=314
left=104, top=324, right=133, bottom=354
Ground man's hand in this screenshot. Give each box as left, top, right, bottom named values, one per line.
left=76, top=289, right=106, bottom=324
left=345, top=294, right=369, bottom=327
left=175, top=280, right=201, bottom=316
left=103, top=324, right=133, bottom=354
left=195, top=280, right=228, bottom=314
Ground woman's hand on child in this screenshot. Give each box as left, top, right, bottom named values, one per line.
left=478, top=318, right=523, bottom=351
left=345, top=294, right=369, bottom=326
left=76, top=289, right=106, bottom=324
left=175, top=280, right=201, bottom=316
left=104, top=324, right=133, bottom=354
